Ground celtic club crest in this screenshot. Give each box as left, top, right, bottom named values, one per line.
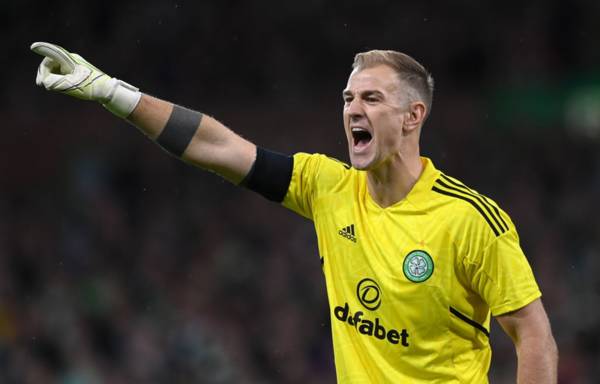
left=403, top=250, right=434, bottom=283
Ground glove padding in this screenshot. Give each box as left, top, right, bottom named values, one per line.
left=31, top=42, right=141, bottom=118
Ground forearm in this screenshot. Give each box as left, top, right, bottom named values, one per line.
left=127, top=94, right=256, bottom=183
left=515, top=332, right=558, bottom=384
left=127, top=93, right=173, bottom=140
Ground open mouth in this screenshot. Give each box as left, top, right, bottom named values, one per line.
left=352, top=128, right=373, bottom=149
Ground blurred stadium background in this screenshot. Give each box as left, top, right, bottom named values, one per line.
left=2, top=0, right=600, bottom=382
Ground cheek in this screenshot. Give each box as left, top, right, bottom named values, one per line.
left=342, top=110, right=351, bottom=127
left=376, top=127, right=404, bottom=155
left=378, top=117, right=403, bottom=144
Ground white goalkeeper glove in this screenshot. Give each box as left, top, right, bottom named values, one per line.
left=31, top=42, right=141, bottom=118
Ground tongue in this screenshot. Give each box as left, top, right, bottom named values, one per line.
left=355, top=136, right=371, bottom=149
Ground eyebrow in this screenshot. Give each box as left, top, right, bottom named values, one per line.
left=342, top=89, right=385, bottom=98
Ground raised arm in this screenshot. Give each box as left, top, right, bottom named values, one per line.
left=31, top=42, right=256, bottom=184
left=496, top=298, right=558, bottom=384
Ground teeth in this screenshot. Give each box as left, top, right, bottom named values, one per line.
left=352, top=127, right=368, bottom=133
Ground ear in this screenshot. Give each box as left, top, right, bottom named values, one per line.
left=403, top=101, right=427, bottom=133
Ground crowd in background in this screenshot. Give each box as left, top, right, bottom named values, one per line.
left=1, top=0, right=599, bottom=382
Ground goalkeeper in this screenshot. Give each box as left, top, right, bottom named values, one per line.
left=31, top=42, right=558, bottom=383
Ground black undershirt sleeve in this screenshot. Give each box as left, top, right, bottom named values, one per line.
left=240, top=147, right=293, bottom=203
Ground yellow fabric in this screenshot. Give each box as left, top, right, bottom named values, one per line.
left=282, top=153, right=541, bottom=383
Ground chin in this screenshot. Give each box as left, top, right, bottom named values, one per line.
left=349, top=155, right=375, bottom=170
left=348, top=144, right=377, bottom=170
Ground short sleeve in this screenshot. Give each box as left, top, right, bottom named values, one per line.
left=282, top=153, right=351, bottom=220
left=465, top=229, right=542, bottom=316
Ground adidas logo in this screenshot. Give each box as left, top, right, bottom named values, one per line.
left=338, top=224, right=357, bottom=243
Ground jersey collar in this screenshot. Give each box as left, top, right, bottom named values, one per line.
left=364, top=156, right=440, bottom=211
left=405, top=156, right=440, bottom=204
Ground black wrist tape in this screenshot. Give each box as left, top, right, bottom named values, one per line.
left=157, top=105, right=203, bottom=157
left=241, top=147, right=293, bottom=203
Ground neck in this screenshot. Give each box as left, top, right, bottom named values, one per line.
left=366, top=151, right=423, bottom=208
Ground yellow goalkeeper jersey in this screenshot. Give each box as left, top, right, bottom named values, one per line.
left=282, top=153, right=541, bottom=383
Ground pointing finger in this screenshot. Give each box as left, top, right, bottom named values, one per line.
left=30, top=42, right=76, bottom=74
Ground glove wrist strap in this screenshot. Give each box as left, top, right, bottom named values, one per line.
left=102, top=79, right=142, bottom=119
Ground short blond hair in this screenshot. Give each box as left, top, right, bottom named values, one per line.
left=353, top=50, right=434, bottom=116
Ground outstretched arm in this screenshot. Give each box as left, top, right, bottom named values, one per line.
left=31, top=42, right=256, bottom=184
left=127, top=94, right=256, bottom=184
left=496, top=298, right=558, bottom=384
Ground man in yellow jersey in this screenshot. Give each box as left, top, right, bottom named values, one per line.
left=31, top=42, right=558, bottom=382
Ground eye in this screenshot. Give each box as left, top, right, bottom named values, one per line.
left=343, top=96, right=353, bottom=104
left=365, top=95, right=379, bottom=103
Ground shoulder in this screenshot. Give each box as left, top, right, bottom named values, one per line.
left=428, top=172, right=513, bottom=239
left=292, top=152, right=354, bottom=187
left=283, top=153, right=356, bottom=219
left=293, top=152, right=351, bottom=171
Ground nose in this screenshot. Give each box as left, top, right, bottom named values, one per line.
left=346, top=98, right=365, bottom=121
